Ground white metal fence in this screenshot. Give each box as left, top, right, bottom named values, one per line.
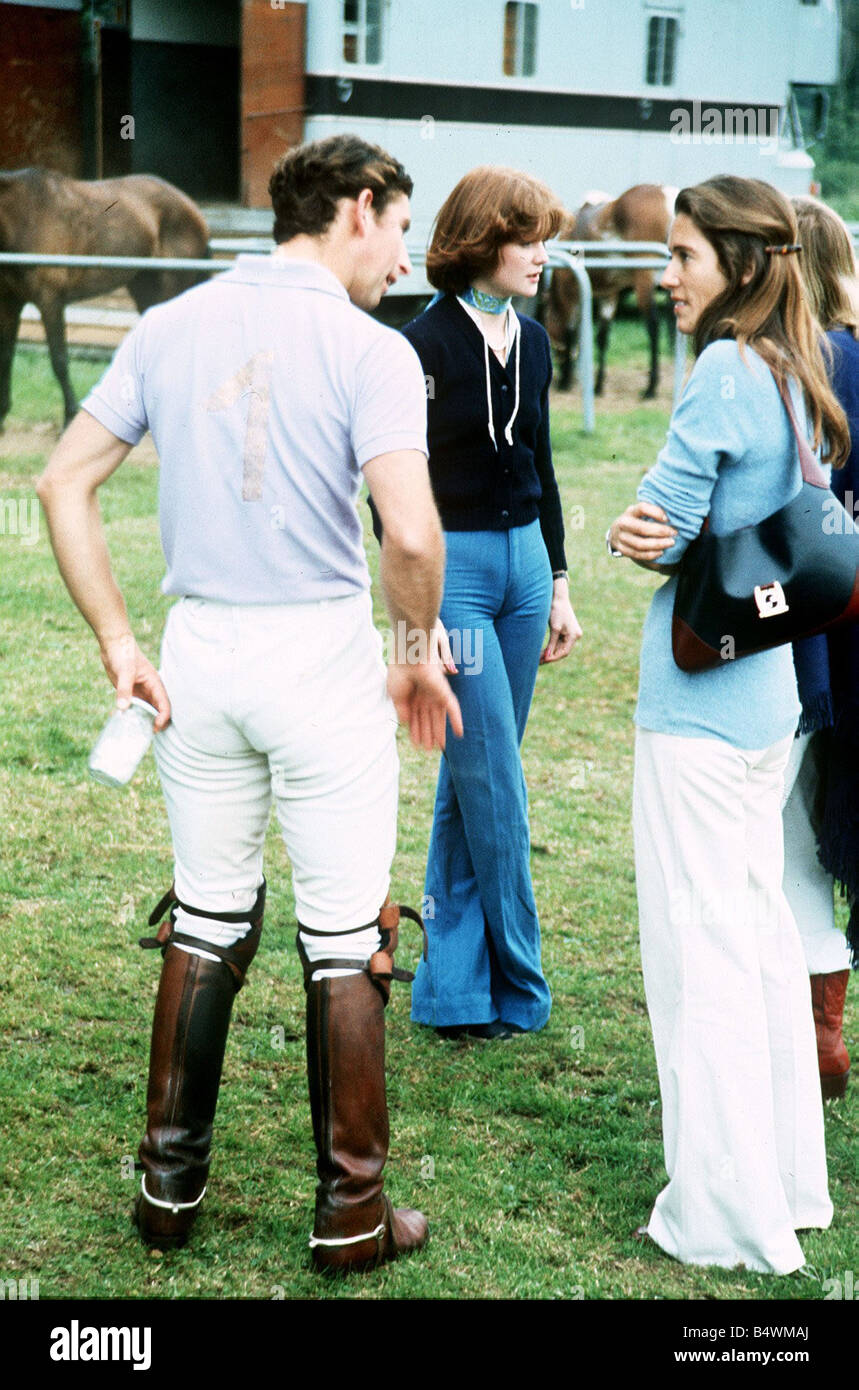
left=2, top=240, right=683, bottom=432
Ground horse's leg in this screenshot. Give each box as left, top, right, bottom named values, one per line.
left=40, top=298, right=78, bottom=424
left=565, top=321, right=578, bottom=390
left=595, top=299, right=615, bottom=396
left=541, top=270, right=581, bottom=392
left=557, top=316, right=577, bottom=392
left=0, top=296, right=24, bottom=432
left=642, top=300, right=661, bottom=399
left=663, top=288, right=677, bottom=353
left=636, top=273, right=660, bottom=399
left=555, top=290, right=580, bottom=392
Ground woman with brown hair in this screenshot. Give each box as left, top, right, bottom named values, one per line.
left=607, top=176, right=847, bottom=1272
left=782, top=196, right=859, bottom=1099
left=400, top=167, right=581, bottom=1038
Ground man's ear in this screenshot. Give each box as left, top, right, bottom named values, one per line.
left=354, top=187, right=375, bottom=234
left=741, top=260, right=755, bottom=286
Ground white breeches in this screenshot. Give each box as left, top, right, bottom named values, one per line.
left=152, top=593, right=399, bottom=971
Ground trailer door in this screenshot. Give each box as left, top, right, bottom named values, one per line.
left=242, top=0, right=307, bottom=207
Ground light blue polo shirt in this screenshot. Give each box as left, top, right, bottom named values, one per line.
left=82, top=256, right=428, bottom=603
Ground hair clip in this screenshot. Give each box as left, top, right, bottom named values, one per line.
left=764, top=244, right=802, bottom=255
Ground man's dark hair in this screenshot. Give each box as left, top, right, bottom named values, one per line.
left=269, top=135, right=413, bottom=243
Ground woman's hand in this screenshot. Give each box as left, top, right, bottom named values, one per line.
left=541, top=578, right=583, bottom=664
left=608, top=502, right=678, bottom=563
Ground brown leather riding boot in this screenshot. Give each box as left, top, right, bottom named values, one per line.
left=300, top=901, right=428, bottom=1273
left=134, top=883, right=264, bottom=1248
left=810, top=970, right=851, bottom=1101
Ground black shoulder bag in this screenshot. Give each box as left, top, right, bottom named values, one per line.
left=672, top=377, right=859, bottom=672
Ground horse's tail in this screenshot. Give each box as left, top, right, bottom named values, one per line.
left=148, top=179, right=210, bottom=263
left=187, top=238, right=212, bottom=290
left=122, top=178, right=210, bottom=313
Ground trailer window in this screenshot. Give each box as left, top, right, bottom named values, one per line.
left=645, top=15, right=678, bottom=85
left=503, top=2, right=538, bottom=77
left=343, top=0, right=383, bottom=65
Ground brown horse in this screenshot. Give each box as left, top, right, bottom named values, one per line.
left=541, top=183, right=675, bottom=397
left=0, top=168, right=210, bottom=428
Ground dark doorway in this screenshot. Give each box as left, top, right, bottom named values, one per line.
left=130, top=38, right=239, bottom=200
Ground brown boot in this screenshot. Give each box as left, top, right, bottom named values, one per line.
left=134, top=883, right=265, bottom=1248
left=810, top=970, right=851, bottom=1101
left=300, top=900, right=428, bottom=1273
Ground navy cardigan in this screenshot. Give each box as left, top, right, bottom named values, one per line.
left=372, top=294, right=567, bottom=573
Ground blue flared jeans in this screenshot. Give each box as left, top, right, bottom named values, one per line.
left=411, top=519, right=553, bottom=1030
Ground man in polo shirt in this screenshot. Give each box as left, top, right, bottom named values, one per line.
left=37, top=134, right=461, bottom=1273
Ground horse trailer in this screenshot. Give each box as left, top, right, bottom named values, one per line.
left=298, top=0, right=840, bottom=266
left=2, top=2, right=840, bottom=226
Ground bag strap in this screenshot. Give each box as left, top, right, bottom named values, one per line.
left=775, top=375, right=829, bottom=489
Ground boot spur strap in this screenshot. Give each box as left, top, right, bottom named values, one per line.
left=140, top=1175, right=207, bottom=1215
left=308, top=1223, right=386, bottom=1250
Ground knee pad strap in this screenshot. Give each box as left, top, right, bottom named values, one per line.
left=139, top=879, right=266, bottom=992
left=296, top=897, right=427, bottom=1002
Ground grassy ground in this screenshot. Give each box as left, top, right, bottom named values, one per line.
left=0, top=331, right=856, bottom=1304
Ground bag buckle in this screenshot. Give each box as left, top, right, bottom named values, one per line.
left=754, top=581, right=790, bottom=618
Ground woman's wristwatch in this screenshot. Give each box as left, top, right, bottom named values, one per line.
left=605, top=526, right=624, bottom=558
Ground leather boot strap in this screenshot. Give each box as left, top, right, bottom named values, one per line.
left=139, top=880, right=266, bottom=992
left=296, top=896, right=427, bottom=1002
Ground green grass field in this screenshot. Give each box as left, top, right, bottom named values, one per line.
left=0, top=333, right=856, bottom=1303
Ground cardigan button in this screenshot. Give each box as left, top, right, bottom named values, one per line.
left=501, top=510, right=509, bottom=518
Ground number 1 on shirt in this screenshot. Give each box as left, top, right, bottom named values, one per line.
left=205, top=351, right=274, bottom=501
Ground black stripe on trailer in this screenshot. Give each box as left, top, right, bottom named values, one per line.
left=306, top=76, right=781, bottom=136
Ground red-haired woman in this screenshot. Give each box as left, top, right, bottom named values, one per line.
left=400, top=167, right=581, bottom=1038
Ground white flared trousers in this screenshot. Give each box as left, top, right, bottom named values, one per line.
left=633, top=728, right=832, bottom=1274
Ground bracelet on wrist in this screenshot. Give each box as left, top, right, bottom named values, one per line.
left=605, top=527, right=624, bottom=558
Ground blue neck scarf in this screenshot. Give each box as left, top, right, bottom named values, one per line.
left=461, top=285, right=512, bottom=315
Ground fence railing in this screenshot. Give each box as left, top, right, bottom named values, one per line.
left=544, top=240, right=684, bottom=430
left=1, top=239, right=684, bottom=433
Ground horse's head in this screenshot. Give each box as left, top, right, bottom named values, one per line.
left=575, top=196, right=615, bottom=243
left=554, top=209, right=578, bottom=242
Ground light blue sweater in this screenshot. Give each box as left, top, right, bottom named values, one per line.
left=635, top=339, right=803, bottom=746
